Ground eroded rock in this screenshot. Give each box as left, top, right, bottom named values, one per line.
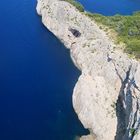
left=36, top=0, right=140, bottom=139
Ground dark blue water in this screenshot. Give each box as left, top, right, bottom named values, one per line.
left=78, top=0, right=140, bottom=15
left=0, top=0, right=89, bottom=140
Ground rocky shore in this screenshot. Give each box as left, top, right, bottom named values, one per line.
left=36, top=0, right=140, bottom=139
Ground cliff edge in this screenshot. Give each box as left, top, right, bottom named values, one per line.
left=36, top=0, right=140, bottom=139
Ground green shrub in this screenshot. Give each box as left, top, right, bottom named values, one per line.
left=130, top=128, right=136, bottom=136
left=85, top=11, right=140, bottom=58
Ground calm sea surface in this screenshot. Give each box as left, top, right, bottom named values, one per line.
left=78, top=0, right=140, bottom=15
left=0, top=0, right=88, bottom=140
left=0, top=0, right=140, bottom=140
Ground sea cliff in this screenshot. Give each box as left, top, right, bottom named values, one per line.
left=36, top=0, right=140, bottom=139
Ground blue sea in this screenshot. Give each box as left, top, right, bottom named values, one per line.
left=78, top=0, right=140, bottom=15
left=0, top=0, right=140, bottom=140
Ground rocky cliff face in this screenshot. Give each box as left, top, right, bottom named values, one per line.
left=36, top=0, right=140, bottom=139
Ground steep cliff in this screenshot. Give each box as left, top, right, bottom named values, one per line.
left=36, top=0, right=140, bottom=139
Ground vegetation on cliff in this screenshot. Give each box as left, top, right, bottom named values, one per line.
left=62, top=0, right=84, bottom=12
left=86, top=11, right=140, bottom=58
left=63, top=0, right=140, bottom=58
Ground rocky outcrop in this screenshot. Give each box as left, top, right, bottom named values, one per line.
left=36, top=0, right=140, bottom=139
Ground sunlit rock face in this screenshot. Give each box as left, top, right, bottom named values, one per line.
left=36, top=0, right=140, bottom=139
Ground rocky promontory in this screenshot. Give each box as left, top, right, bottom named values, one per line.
left=36, top=0, right=140, bottom=139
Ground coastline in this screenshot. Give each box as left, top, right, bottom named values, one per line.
left=36, top=0, right=140, bottom=139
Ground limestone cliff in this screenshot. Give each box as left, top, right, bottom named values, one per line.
left=36, top=0, right=140, bottom=139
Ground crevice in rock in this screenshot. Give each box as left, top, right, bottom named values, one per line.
left=113, top=63, right=140, bottom=140
left=112, top=61, right=132, bottom=140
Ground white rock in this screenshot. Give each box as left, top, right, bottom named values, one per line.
left=36, top=0, right=140, bottom=139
